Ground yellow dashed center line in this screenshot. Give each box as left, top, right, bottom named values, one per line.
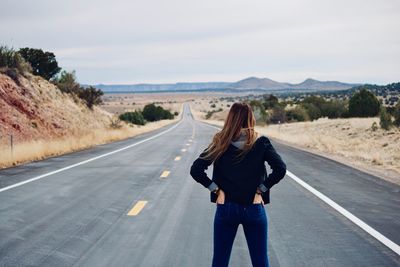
left=175, top=156, right=181, bottom=161
left=160, top=170, right=170, bottom=178
left=127, top=200, right=148, bottom=216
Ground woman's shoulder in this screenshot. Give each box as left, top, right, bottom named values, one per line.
left=256, top=134, right=271, bottom=145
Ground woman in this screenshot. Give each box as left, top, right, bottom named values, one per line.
left=190, top=102, right=287, bottom=267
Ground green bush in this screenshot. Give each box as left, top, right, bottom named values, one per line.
left=269, top=106, right=286, bottom=124
left=379, top=106, right=392, bottom=130
left=286, top=106, right=309, bottom=122
left=394, top=101, right=400, bottom=127
left=19, top=47, right=61, bottom=80
left=0, top=46, right=32, bottom=74
left=78, top=86, right=104, bottom=109
left=53, top=70, right=103, bottom=109
left=349, top=89, right=380, bottom=117
left=142, top=103, right=174, bottom=121
left=262, top=94, right=279, bottom=109
left=320, top=100, right=348, bottom=118
left=249, top=100, right=268, bottom=125
left=302, top=96, right=326, bottom=109
left=119, top=111, right=145, bottom=125
left=53, top=70, right=81, bottom=95
left=301, top=103, right=321, bottom=121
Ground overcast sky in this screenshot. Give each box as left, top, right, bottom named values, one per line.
left=1, top=0, right=399, bottom=84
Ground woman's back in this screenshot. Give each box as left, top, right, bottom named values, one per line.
left=190, top=135, right=286, bottom=205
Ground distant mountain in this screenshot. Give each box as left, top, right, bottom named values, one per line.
left=229, top=77, right=359, bottom=91
left=92, top=77, right=360, bottom=93
left=229, top=77, right=290, bottom=90
left=93, top=82, right=230, bottom=92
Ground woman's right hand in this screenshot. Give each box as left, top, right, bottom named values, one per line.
left=216, top=189, right=225, bottom=204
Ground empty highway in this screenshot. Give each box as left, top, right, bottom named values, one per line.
left=0, top=103, right=399, bottom=266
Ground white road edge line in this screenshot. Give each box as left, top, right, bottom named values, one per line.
left=200, top=120, right=400, bottom=256
left=0, top=119, right=183, bottom=193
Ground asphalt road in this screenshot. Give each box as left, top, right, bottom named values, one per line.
left=0, top=103, right=399, bottom=267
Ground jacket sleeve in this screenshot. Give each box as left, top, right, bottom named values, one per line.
left=190, top=149, right=215, bottom=190
left=258, top=136, right=287, bottom=192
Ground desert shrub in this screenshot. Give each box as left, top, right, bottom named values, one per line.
left=320, top=100, right=348, bottom=118
left=0, top=46, right=32, bottom=74
left=2, top=68, right=20, bottom=85
left=18, top=48, right=61, bottom=80
left=78, top=86, right=104, bottom=109
left=286, top=106, right=309, bottom=122
left=119, top=111, right=145, bottom=125
left=205, top=111, right=214, bottom=119
left=301, top=103, right=321, bottom=121
left=348, top=89, right=380, bottom=117
left=262, top=94, right=279, bottom=109
left=371, top=122, right=378, bottom=131
left=249, top=100, right=268, bottom=125
left=210, top=103, right=216, bottom=108
left=142, top=103, right=174, bottom=121
left=394, top=101, right=400, bottom=127
left=379, top=106, right=392, bottom=130
left=174, top=111, right=179, bottom=116
left=303, top=96, right=326, bottom=109
left=109, top=117, right=123, bottom=129
left=53, top=70, right=81, bottom=94
left=53, top=71, right=103, bottom=109
left=205, top=108, right=223, bottom=119
left=269, top=106, right=286, bottom=124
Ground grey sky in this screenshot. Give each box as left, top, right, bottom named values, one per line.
left=1, top=0, right=399, bottom=84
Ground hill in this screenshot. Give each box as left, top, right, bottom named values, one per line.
left=94, top=77, right=359, bottom=93
left=229, top=77, right=358, bottom=91
left=0, top=72, right=112, bottom=143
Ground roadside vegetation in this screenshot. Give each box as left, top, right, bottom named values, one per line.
left=118, top=103, right=175, bottom=125
left=0, top=45, right=103, bottom=110
left=235, top=86, right=400, bottom=131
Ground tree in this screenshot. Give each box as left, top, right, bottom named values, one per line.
left=262, top=94, right=279, bottom=109
left=19, top=48, right=61, bottom=80
left=78, top=86, right=104, bottom=109
left=348, top=89, right=380, bottom=117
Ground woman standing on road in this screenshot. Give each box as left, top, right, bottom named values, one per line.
left=190, top=102, right=287, bottom=267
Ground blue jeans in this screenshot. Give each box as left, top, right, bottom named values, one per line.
left=212, top=200, right=269, bottom=267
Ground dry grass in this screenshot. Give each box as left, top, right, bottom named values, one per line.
left=0, top=113, right=181, bottom=169
left=190, top=104, right=400, bottom=185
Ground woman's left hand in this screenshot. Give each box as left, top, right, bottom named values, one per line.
left=253, top=193, right=264, bottom=204
left=216, top=189, right=225, bottom=204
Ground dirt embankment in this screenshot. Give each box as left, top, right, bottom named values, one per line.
left=0, top=73, right=180, bottom=168
left=191, top=104, right=400, bottom=185
left=0, top=73, right=111, bottom=143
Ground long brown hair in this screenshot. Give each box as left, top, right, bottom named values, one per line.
left=200, top=102, right=258, bottom=163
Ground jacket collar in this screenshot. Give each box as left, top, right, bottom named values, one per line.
left=231, top=130, right=247, bottom=149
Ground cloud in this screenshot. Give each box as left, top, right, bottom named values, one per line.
left=1, top=0, right=399, bottom=84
